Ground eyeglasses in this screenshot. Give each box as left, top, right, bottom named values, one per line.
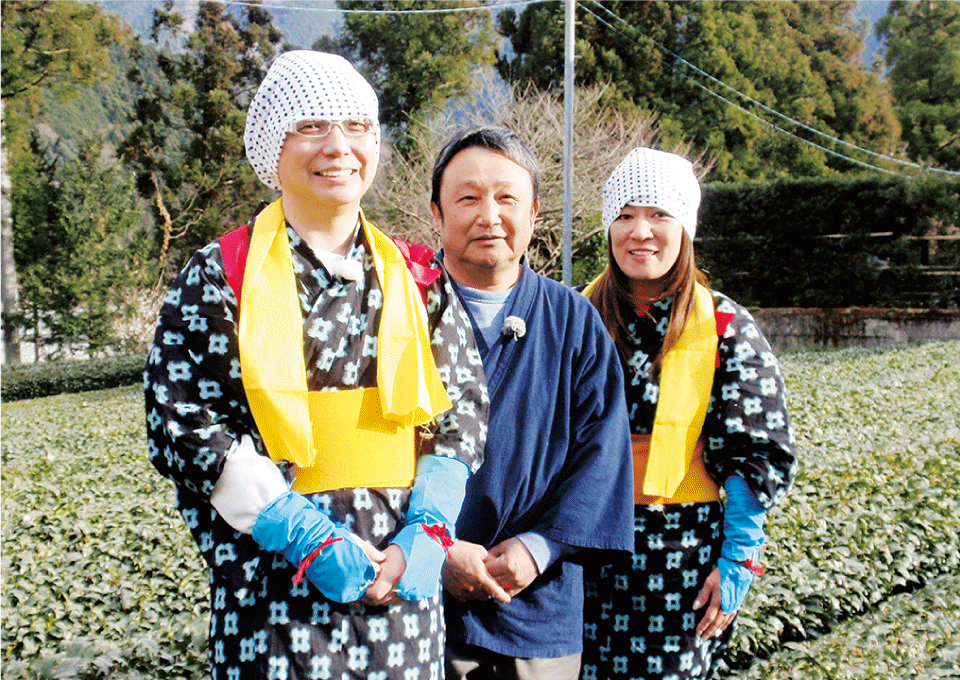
left=287, top=118, right=376, bottom=138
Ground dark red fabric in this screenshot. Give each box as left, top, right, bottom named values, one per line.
left=391, top=238, right=440, bottom=305
left=714, top=310, right=735, bottom=368
left=219, top=225, right=251, bottom=302
left=218, top=228, right=438, bottom=305
left=714, top=311, right=735, bottom=336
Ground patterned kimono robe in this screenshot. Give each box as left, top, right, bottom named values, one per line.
left=581, top=290, right=796, bottom=680
left=145, top=224, right=488, bottom=680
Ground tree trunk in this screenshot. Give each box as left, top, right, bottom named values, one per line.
left=1, top=99, right=22, bottom=364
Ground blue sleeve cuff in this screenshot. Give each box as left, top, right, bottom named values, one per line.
left=407, top=454, right=470, bottom=528
left=719, top=557, right=755, bottom=613
left=251, top=491, right=376, bottom=603
left=389, top=454, right=468, bottom=601
left=722, top=475, right=766, bottom=558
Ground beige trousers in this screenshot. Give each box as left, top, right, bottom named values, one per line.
left=446, top=641, right=581, bottom=680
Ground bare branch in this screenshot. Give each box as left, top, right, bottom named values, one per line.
left=152, top=172, right=174, bottom=281
left=365, top=81, right=712, bottom=282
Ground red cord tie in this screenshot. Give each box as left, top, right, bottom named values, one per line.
left=422, top=522, right=454, bottom=551
left=734, top=558, right=765, bottom=576
left=293, top=536, right=343, bottom=586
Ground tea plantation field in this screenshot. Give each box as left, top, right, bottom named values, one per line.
left=2, top=341, right=959, bottom=679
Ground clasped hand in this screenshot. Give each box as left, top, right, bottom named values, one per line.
left=359, top=544, right=406, bottom=606
left=442, top=537, right=539, bottom=604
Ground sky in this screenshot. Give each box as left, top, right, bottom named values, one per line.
left=854, top=0, right=893, bottom=68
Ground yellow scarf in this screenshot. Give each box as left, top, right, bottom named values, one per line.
left=583, top=277, right=717, bottom=498
left=237, top=198, right=451, bottom=469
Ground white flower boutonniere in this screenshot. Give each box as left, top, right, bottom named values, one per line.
left=329, top=258, right=364, bottom=282
left=501, top=316, right=526, bottom=341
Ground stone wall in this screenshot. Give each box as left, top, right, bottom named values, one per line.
left=751, top=308, right=960, bottom=354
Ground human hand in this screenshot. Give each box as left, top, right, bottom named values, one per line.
left=483, top=537, right=539, bottom=598
left=442, top=540, right=511, bottom=603
left=353, top=532, right=387, bottom=574
left=693, top=568, right=737, bottom=639
left=361, top=544, right=405, bottom=606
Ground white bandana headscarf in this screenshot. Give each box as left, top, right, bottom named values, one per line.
left=602, top=147, right=701, bottom=240
left=244, top=50, right=380, bottom=191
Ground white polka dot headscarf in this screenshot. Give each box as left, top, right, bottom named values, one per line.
left=244, top=50, right=380, bottom=191
left=601, top=147, right=701, bottom=240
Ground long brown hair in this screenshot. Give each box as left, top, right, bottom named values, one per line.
left=587, top=231, right=709, bottom=370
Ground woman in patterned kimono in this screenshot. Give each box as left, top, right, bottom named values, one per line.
left=579, top=148, right=797, bottom=680
left=144, top=51, right=487, bottom=680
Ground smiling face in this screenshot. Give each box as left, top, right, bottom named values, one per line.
left=432, top=146, right=540, bottom=291
left=609, top=204, right=685, bottom=299
left=276, top=123, right=379, bottom=216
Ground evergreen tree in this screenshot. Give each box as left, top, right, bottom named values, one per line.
left=1, top=0, right=122, bottom=362
left=337, top=0, right=497, bottom=151
left=1, top=1, right=119, bottom=104
left=12, top=134, right=151, bottom=358
left=877, top=0, right=960, bottom=170
left=120, top=0, right=282, bottom=277
left=8, top=133, right=62, bottom=361
left=498, top=0, right=902, bottom=180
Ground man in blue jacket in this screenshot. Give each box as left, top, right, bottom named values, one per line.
left=431, top=126, right=635, bottom=680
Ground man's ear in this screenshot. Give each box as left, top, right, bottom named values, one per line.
left=430, top=202, right=444, bottom=232
left=530, top=199, right=541, bottom=229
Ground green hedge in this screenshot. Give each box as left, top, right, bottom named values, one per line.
left=698, top=175, right=960, bottom=309
left=1, top=342, right=958, bottom=679
left=0, top=355, right=145, bottom=403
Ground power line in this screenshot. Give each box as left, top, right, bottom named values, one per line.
left=583, top=0, right=958, bottom=177
left=580, top=3, right=896, bottom=175
left=218, top=0, right=954, bottom=177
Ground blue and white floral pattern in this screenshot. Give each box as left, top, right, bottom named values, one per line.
left=582, top=289, right=796, bottom=680
left=145, top=225, right=487, bottom=680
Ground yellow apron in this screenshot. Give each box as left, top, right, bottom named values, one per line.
left=583, top=278, right=719, bottom=503
left=631, top=435, right=718, bottom=505
left=236, top=199, right=451, bottom=493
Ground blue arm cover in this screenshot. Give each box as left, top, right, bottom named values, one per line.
left=390, top=454, right=469, bottom=600
left=252, top=491, right=376, bottom=603
left=719, top=475, right=767, bottom=613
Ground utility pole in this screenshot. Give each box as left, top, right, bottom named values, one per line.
left=2, top=99, right=22, bottom=364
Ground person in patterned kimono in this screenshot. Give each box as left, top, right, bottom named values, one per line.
left=579, top=148, right=797, bottom=680
left=431, top=127, right=635, bottom=680
left=144, top=50, right=487, bottom=680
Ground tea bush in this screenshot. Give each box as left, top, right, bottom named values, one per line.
left=1, top=386, right=208, bottom=679
left=1, top=342, right=958, bottom=679
left=736, top=571, right=960, bottom=680
left=724, top=340, right=960, bottom=673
